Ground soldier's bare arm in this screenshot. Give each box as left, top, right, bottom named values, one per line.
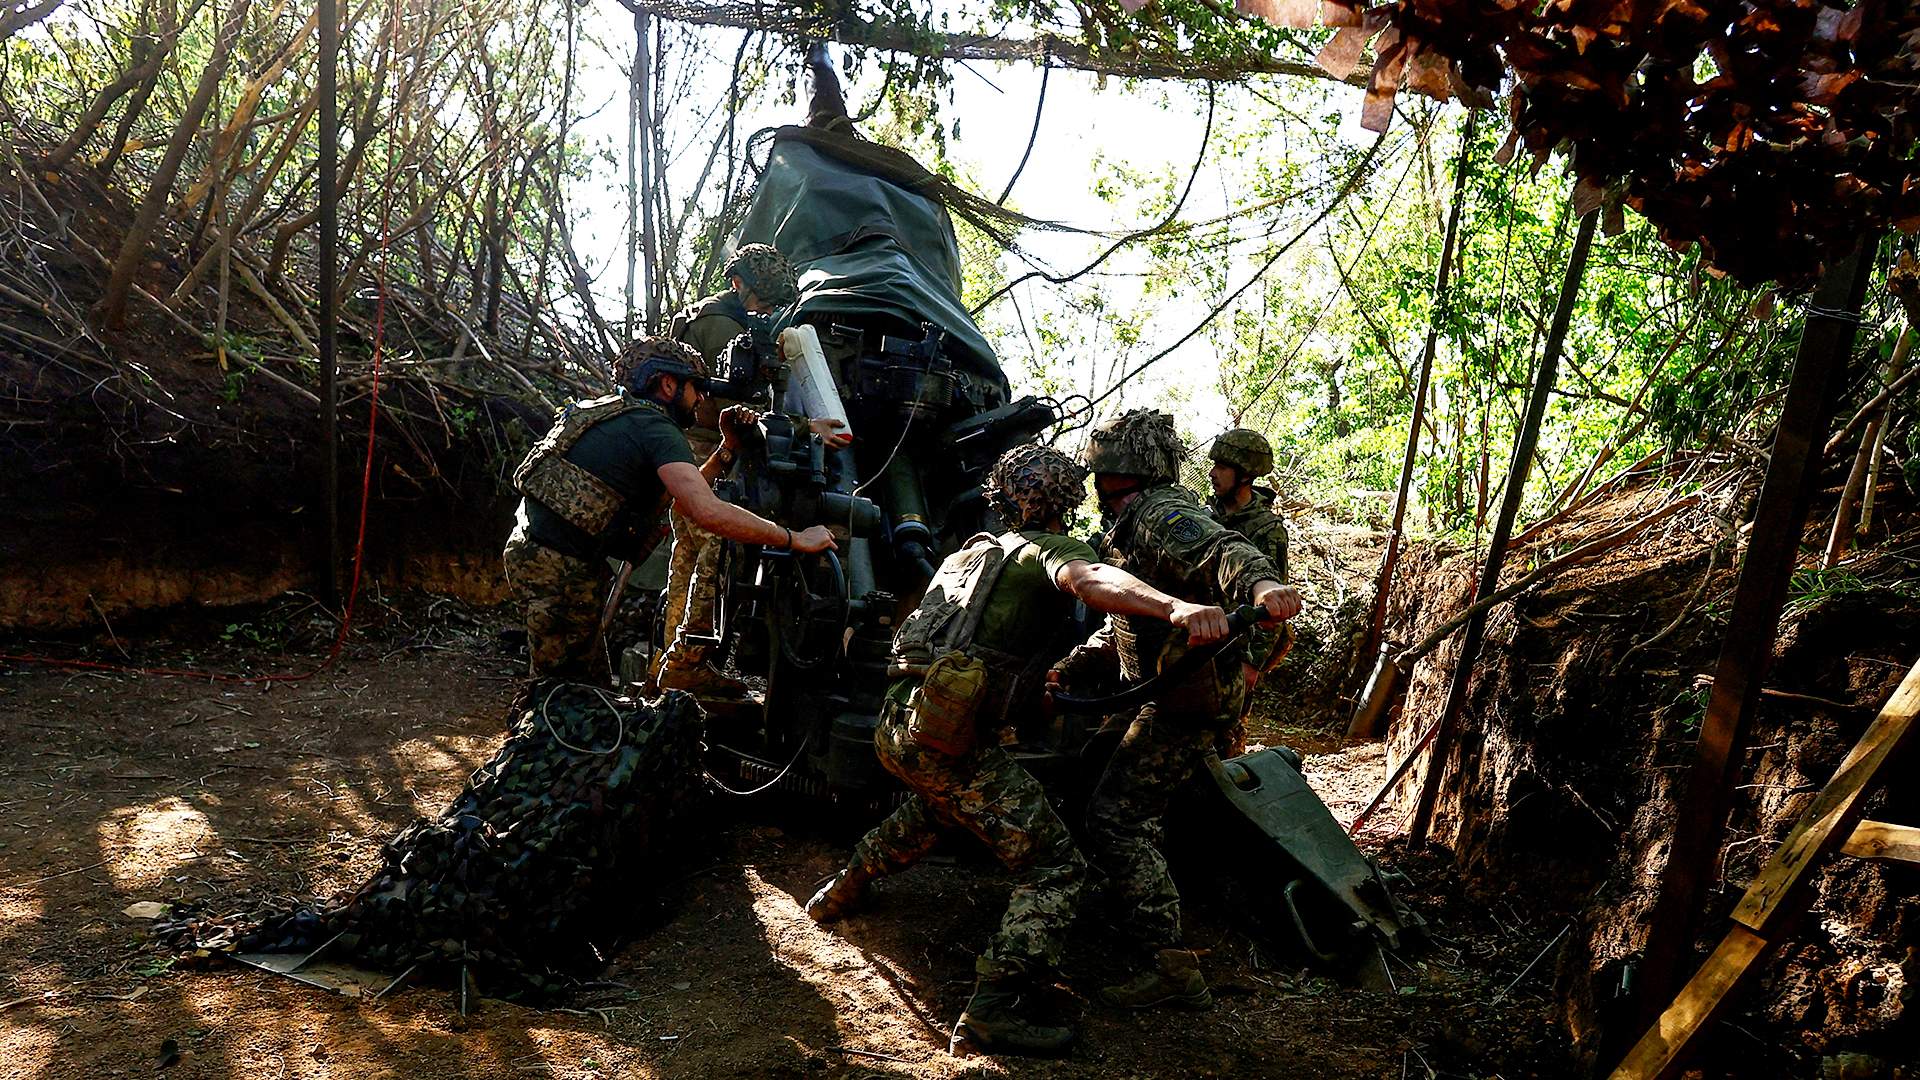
left=1054, top=560, right=1231, bottom=644
left=657, top=461, right=837, bottom=553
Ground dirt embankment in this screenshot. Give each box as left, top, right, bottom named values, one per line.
left=1, top=319, right=533, bottom=635
left=0, top=164, right=551, bottom=635
left=1376, top=480, right=1920, bottom=1075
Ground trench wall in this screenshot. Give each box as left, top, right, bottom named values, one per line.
left=1, top=353, right=525, bottom=633
left=1382, top=493, right=1920, bottom=1074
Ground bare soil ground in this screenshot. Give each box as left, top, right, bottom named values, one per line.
left=1, top=602, right=1572, bottom=1079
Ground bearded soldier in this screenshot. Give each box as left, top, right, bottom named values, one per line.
left=502, top=336, right=837, bottom=679
left=804, top=444, right=1231, bottom=1056
left=1059, top=410, right=1301, bottom=1010
left=1206, top=428, right=1292, bottom=751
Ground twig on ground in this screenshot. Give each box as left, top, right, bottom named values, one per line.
left=1690, top=676, right=1862, bottom=712
left=1492, top=921, right=1572, bottom=1003
left=829, top=1046, right=910, bottom=1063
left=1, top=861, right=107, bottom=890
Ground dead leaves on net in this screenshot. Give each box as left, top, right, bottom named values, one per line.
left=1230, top=0, right=1920, bottom=288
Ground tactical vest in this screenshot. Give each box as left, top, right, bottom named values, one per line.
left=513, top=394, right=664, bottom=538
left=1102, top=485, right=1254, bottom=682
left=890, top=531, right=1031, bottom=675
left=887, top=531, right=1045, bottom=754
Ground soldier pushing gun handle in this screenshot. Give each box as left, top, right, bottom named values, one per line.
left=501, top=335, right=836, bottom=682
left=805, top=443, right=1235, bottom=1058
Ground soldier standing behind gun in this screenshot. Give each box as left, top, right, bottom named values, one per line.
left=502, top=337, right=837, bottom=680
left=804, top=444, right=1232, bottom=1056
left=1055, top=410, right=1302, bottom=1011
left=656, top=244, right=850, bottom=696
left=1205, top=428, right=1291, bottom=753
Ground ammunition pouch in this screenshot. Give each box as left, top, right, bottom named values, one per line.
left=905, top=651, right=989, bottom=756
left=512, top=394, right=658, bottom=538
left=516, top=456, right=628, bottom=536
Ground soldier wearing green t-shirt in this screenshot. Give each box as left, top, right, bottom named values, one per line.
left=1064, top=410, right=1301, bottom=1013
left=804, top=444, right=1230, bottom=1057
left=502, top=336, right=837, bottom=679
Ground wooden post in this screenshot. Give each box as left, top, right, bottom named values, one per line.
left=1349, top=108, right=1479, bottom=741
left=1405, top=209, right=1597, bottom=847
left=318, top=0, right=341, bottom=605
left=1626, top=237, right=1874, bottom=1055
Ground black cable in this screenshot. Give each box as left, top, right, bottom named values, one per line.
left=970, top=82, right=1216, bottom=315
left=1085, top=132, right=1390, bottom=412
left=996, top=62, right=1050, bottom=206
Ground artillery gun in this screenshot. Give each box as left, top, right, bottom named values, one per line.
left=621, top=51, right=1422, bottom=981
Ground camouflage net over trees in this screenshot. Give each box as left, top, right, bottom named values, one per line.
left=1238, top=0, right=1920, bottom=288
left=168, top=684, right=709, bottom=1000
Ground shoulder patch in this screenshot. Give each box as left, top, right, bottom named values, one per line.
left=1162, top=508, right=1205, bottom=543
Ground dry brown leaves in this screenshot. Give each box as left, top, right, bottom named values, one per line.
left=1235, top=0, right=1920, bottom=288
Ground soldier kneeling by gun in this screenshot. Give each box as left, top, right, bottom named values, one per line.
left=502, top=337, right=838, bottom=680
left=805, top=444, right=1231, bottom=1057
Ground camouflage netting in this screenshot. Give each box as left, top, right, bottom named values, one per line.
left=165, top=683, right=709, bottom=1000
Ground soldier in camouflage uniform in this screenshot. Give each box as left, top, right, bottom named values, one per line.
left=1058, top=410, right=1301, bottom=1011
left=1206, top=428, right=1291, bottom=753
left=656, top=244, right=820, bottom=696
left=502, top=336, right=837, bottom=679
left=805, top=444, right=1230, bottom=1056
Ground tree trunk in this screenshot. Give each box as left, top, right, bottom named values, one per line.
left=100, top=0, right=253, bottom=327
left=0, top=0, right=66, bottom=44
left=42, top=0, right=169, bottom=170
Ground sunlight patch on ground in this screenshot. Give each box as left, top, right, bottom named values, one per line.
left=0, top=1020, right=53, bottom=1079
left=1301, top=740, right=1389, bottom=840
left=742, top=866, right=992, bottom=1075
left=519, top=1024, right=658, bottom=1080
left=95, top=796, right=217, bottom=890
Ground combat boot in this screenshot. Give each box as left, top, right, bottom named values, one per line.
left=804, top=866, right=873, bottom=923
left=952, top=976, right=1074, bottom=1057
left=656, top=662, right=750, bottom=699
left=1098, top=948, right=1212, bottom=1010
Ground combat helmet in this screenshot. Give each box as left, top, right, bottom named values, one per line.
left=1209, top=428, right=1274, bottom=478
left=1081, top=409, right=1184, bottom=485
left=986, top=443, right=1088, bottom=528
left=615, top=336, right=709, bottom=395
left=724, top=243, right=799, bottom=307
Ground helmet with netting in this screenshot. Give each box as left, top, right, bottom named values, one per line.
left=1209, top=428, right=1273, bottom=478
left=614, top=336, right=709, bottom=394
left=1081, top=409, right=1183, bottom=484
left=723, top=243, right=799, bottom=307
left=986, top=443, right=1088, bottom=528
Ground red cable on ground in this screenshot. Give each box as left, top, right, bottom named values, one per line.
left=2, top=107, right=396, bottom=687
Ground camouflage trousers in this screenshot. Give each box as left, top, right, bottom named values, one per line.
left=658, top=507, right=720, bottom=672
left=1085, top=655, right=1246, bottom=951
left=502, top=525, right=606, bottom=678
left=847, top=682, right=1088, bottom=980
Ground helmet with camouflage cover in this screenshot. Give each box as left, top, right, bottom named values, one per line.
left=723, top=243, right=799, bottom=307
left=985, top=443, right=1088, bottom=528
left=1209, top=427, right=1273, bottom=478
left=1081, top=409, right=1183, bottom=485
left=614, top=336, right=709, bottom=394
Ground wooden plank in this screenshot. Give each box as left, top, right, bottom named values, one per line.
left=1609, top=925, right=1770, bottom=1080
left=1631, top=241, right=1874, bottom=1039
left=1732, top=657, right=1920, bottom=933
left=1841, top=820, right=1920, bottom=864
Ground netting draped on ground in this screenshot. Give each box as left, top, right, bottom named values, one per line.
left=162, top=684, right=709, bottom=999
